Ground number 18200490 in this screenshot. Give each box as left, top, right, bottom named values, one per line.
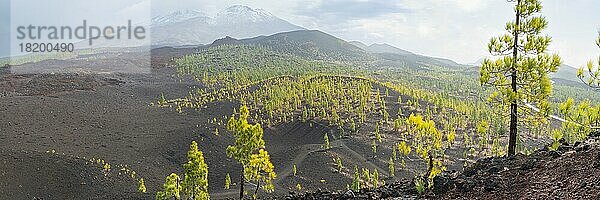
left=19, top=43, right=74, bottom=53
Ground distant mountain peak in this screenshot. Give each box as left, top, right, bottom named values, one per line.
left=211, top=36, right=241, bottom=46
left=150, top=6, right=305, bottom=46
left=224, top=5, right=269, bottom=14
left=173, top=9, right=203, bottom=15
left=208, top=29, right=370, bottom=61
left=363, top=43, right=414, bottom=56
left=349, top=41, right=368, bottom=49
left=466, top=58, right=485, bottom=66
left=217, top=5, right=276, bottom=23
left=151, top=10, right=208, bottom=26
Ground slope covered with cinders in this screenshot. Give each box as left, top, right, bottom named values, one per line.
left=283, top=133, right=600, bottom=200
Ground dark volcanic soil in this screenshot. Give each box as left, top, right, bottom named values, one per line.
left=432, top=137, right=600, bottom=200
left=0, top=149, right=151, bottom=199
left=0, top=65, right=201, bottom=199
left=285, top=136, right=600, bottom=200
left=1, top=49, right=449, bottom=199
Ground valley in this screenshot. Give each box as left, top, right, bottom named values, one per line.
left=2, top=2, right=600, bottom=200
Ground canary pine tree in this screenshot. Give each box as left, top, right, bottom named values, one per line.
left=245, top=149, right=277, bottom=196
left=226, top=105, right=276, bottom=199
left=388, top=157, right=395, bottom=177
left=323, top=133, right=331, bottom=149
left=138, top=178, right=147, bottom=193
left=351, top=166, right=361, bottom=192
left=577, top=34, right=600, bottom=88
left=336, top=157, right=343, bottom=172
left=181, top=141, right=210, bottom=200
left=156, top=173, right=181, bottom=200
left=156, top=141, right=209, bottom=200
left=558, top=98, right=600, bottom=142
left=480, top=0, right=561, bottom=156
left=225, top=173, right=231, bottom=190
left=372, top=169, right=379, bottom=188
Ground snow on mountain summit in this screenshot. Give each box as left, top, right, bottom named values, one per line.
left=151, top=10, right=208, bottom=26
left=222, top=5, right=273, bottom=16
left=150, top=5, right=305, bottom=46
left=216, top=5, right=276, bottom=23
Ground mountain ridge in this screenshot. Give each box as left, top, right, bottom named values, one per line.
left=209, top=30, right=371, bottom=62
left=208, top=30, right=475, bottom=69
left=349, top=41, right=466, bottom=69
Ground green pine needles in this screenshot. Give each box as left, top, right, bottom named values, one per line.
left=480, top=0, right=561, bottom=156
left=182, top=141, right=210, bottom=199
left=156, top=173, right=181, bottom=200
left=577, top=33, right=600, bottom=88
left=351, top=166, right=361, bottom=192
left=156, top=141, right=209, bottom=200
left=226, top=105, right=276, bottom=199
left=323, top=133, right=331, bottom=149
left=138, top=178, right=147, bottom=193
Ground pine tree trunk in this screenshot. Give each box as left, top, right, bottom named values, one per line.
left=239, top=171, right=245, bottom=200
left=427, top=152, right=433, bottom=178
left=508, top=0, right=521, bottom=156
left=254, top=181, right=260, bottom=197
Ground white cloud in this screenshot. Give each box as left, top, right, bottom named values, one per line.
left=453, top=0, right=489, bottom=12
left=117, top=0, right=151, bottom=25
left=416, top=23, right=437, bottom=38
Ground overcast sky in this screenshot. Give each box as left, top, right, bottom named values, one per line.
left=2, top=0, right=599, bottom=67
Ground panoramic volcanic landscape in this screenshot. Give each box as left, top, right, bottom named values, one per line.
left=2, top=2, right=600, bottom=200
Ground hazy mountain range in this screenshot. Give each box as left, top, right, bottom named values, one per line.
left=349, top=41, right=414, bottom=56
left=466, top=57, right=580, bottom=82
left=150, top=5, right=304, bottom=46
left=348, top=41, right=466, bottom=69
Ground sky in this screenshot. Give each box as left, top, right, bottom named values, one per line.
left=2, top=0, right=599, bottom=67
left=3, top=0, right=152, bottom=57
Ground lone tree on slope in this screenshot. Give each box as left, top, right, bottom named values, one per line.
left=226, top=105, right=276, bottom=199
left=480, top=0, right=561, bottom=156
